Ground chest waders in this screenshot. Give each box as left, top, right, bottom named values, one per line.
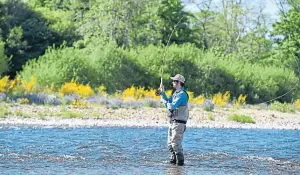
left=167, top=89, right=189, bottom=166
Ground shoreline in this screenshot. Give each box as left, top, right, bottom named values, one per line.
left=0, top=117, right=299, bottom=130
left=0, top=104, right=299, bottom=130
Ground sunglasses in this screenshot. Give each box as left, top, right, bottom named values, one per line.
left=172, top=80, right=179, bottom=83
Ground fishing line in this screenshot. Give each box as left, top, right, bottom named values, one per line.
left=256, top=34, right=300, bottom=105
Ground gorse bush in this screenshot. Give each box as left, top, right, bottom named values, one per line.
left=2, top=74, right=300, bottom=112
left=187, top=91, right=206, bottom=105
left=295, top=99, right=300, bottom=110
left=0, top=75, right=38, bottom=95
left=235, top=94, right=247, bottom=107
left=59, top=81, right=94, bottom=97
left=212, top=91, right=230, bottom=107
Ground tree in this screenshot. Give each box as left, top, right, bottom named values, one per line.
left=76, top=0, right=162, bottom=48
left=0, top=0, right=68, bottom=77
left=190, top=0, right=272, bottom=60
left=273, top=0, right=300, bottom=76
left=158, top=0, right=194, bottom=45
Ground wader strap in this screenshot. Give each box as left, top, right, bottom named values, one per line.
left=171, top=119, right=187, bottom=124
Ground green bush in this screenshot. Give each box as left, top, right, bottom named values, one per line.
left=20, top=43, right=98, bottom=88
left=20, top=39, right=154, bottom=92
left=61, top=111, right=83, bottom=119
left=207, top=113, right=215, bottom=121
left=134, top=44, right=298, bottom=103
left=133, top=44, right=238, bottom=95
left=86, top=39, right=153, bottom=92
left=269, top=101, right=295, bottom=113
left=0, top=103, right=9, bottom=118
left=198, top=52, right=299, bottom=103
left=229, top=114, right=256, bottom=124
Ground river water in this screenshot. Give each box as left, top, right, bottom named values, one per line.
left=0, top=125, right=299, bottom=175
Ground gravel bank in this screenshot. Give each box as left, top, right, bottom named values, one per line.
left=0, top=104, right=299, bottom=130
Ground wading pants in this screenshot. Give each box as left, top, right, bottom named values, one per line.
left=168, top=122, right=186, bottom=159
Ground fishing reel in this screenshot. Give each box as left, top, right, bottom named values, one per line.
left=155, top=89, right=162, bottom=96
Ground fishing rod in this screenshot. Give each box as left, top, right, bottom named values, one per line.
left=155, top=5, right=197, bottom=96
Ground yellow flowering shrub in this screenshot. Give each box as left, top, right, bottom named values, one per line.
left=59, top=81, right=77, bottom=96
left=121, top=86, right=167, bottom=101
left=77, top=84, right=94, bottom=97
left=120, top=87, right=206, bottom=104
left=98, top=84, right=107, bottom=96
left=187, top=91, right=194, bottom=99
left=235, top=94, right=247, bottom=106
left=143, top=88, right=160, bottom=100
left=9, top=78, right=18, bottom=91
left=59, top=80, right=94, bottom=97
left=122, top=86, right=136, bottom=101
left=190, top=95, right=206, bottom=105
left=0, top=76, right=26, bottom=94
left=186, top=91, right=205, bottom=104
left=21, top=76, right=37, bottom=93
left=213, top=91, right=230, bottom=107
left=0, top=76, right=9, bottom=93
left=166, top=90, right=172, bottom=97
left=295, top=99, right=300, bottom=110
left=136, top=87, right=147, bottom=99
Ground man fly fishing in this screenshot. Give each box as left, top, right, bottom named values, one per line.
left=159, top=74, right=189, bottom=166
left=154, top=4, right=195, bottom=166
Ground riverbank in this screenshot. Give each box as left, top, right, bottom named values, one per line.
left=0, top=103, right=299, bottom=130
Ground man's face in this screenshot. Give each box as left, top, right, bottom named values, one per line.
left=172, top=80, right=180, bottom=89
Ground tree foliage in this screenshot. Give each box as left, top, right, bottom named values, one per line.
left=273, top=0, right=300, bottom=76
left=0, top=0, right=299, bottom=102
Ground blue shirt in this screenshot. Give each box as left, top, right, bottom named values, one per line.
left=161, top=87, right=188, bottom=110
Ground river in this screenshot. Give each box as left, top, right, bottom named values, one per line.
left=0, top=126, right=299, bottom=174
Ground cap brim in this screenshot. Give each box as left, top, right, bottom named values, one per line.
left=170, top=77, right=180, bottom=81
left=170, top=77, right=184, bottom=83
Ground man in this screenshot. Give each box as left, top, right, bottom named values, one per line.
left=160, top=74, right=189, bottom=166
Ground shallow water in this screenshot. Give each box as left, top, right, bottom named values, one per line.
left=0, top=125, right=299, bottom=175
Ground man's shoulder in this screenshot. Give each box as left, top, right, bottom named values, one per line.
left=177, top=89, right=188, bottom=97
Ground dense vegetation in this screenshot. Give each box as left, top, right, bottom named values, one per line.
left=0, top=0, right=299, bottom=104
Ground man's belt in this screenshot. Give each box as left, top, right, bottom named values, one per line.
left=171, top=119, right=187, bottom=124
